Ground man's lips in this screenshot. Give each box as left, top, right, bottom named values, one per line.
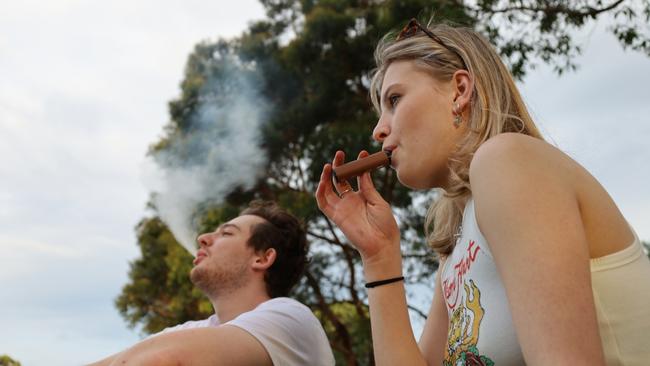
left=193, top=251, right=207, bottom=265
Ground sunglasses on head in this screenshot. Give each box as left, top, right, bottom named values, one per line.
left=396, top=18, right=467, bottom=69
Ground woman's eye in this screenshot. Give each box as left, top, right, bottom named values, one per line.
left=389, top=94, right=400, bottom=107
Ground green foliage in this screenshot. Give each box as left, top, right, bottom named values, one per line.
left=117, top=0, right=649, bottom=364
left=115, top=216, right=212, bottom=334
left=316, top=302, right=373, bottom=365
left=467, top=0, right=650, bottom=78
left=0, top=355, right=21, bottom=366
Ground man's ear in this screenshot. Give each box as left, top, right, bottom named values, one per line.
left=252, top=248, right=277, bottom=271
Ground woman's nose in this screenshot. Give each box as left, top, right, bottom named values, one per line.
left=372, top=117, right=390, bottom=142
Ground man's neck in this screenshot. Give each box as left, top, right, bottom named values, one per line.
left=210, top=284, right=272, bottom=323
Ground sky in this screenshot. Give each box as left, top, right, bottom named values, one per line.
left=1, top=1, right=648, bottom=365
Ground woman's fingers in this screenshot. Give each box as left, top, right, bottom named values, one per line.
left=332, top=150, right=345, bottom=166
left=332, top=150, right=354, bottom=196
left=315, top=163, right=339, bottom=214
left=359, top=170, right=381, bottom=202
left=355, top=150, right=370, bottom=188
left=355, top=150, right=383, bottom=203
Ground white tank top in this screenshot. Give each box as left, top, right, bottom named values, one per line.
left=439, top=199, right=650, bottom=365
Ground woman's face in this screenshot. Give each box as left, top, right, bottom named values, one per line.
left=373, top=60, right=468, bottom=190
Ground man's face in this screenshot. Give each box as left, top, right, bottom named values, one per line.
left=190, top=214, right=266, bottom=297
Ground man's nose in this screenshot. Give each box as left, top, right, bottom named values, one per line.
left=196, top=233, right=211, bottom=248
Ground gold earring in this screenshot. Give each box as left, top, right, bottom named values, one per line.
left=453, top=102, right=462, bottom=127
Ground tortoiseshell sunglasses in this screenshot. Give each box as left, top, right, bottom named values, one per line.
left=396, top=18, right=467, bottom=69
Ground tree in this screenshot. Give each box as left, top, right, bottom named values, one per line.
left=116, top=0, right=650, bottom=363
left=0, top=355, right=21, bottom=366
left=465, top=0, right=650, bottom=78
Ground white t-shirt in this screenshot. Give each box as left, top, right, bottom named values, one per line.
left=156, top=297, right=335, bottom=366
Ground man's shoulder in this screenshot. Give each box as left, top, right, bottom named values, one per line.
left=163, top=315, right=219, bottom=332
left=259, top=297, right=308, bottom=310
left=230, top=297, right=335, bottom=365
left=230, top=297, right=326, bottom=334
left=250, top=297, right=316, bottom=321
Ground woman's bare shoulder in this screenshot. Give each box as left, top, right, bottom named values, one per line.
left=469, top=132, right=579, bottom=185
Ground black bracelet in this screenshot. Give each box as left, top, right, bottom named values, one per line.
left=364, top=276, right=404, bottom=288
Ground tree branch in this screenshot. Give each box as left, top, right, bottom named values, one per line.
left=322, top=215, right=367, bottom=319
left=407, top=304, right=428, bottom=321
left=305, top=270, right=358, bottom=365
left=471, top=0, right=625, bottom=18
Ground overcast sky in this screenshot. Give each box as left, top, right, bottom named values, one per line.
left=1, top=1, right=648, bottom=365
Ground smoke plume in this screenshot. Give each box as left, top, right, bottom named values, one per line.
left=143, top=55, right=269, bottom=255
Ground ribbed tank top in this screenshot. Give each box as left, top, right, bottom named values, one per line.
left=439, top=199, right=650, bottom=365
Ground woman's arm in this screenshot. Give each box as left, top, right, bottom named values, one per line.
left=365, top=266, right=428, bottom=366
left=418, top=261, right=449, bottom=365
left=316, top=151, right=427, bottom=366
left=470, top=133, right=605, bottom=365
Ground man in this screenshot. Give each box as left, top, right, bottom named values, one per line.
left=89, top=201, right=335, bottom=365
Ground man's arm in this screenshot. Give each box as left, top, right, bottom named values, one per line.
left=87, top=325, right=272, bottom=366
left=86, top=353, right=118, bottom=366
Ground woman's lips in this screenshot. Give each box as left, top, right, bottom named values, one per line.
left=386, top=147, right=397, bottom=168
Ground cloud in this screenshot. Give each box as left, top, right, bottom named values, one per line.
left=0, top=1, right=267, bottom=364
left=1, top=2, right=648, bottom=365
left=518, top=21, right=650, bottom=240
left=0, top=226, right=141, bottom=365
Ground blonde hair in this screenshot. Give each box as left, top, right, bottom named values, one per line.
left=369, top=21, right=544, bottom=257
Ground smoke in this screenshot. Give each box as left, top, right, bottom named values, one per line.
left=143, top=54, right=270, bottom=255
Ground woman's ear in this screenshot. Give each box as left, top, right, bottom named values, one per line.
left=452, top=69, right=473, bottom=111
left=252, top=248, right=277, bottom=271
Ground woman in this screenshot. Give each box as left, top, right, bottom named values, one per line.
left=316, top=19, right=650, bottom=365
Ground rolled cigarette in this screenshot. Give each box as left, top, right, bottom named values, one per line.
left=332, top=150, right=392, bottom=182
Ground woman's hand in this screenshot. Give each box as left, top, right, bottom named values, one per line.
left=315, top=150, right=401, bottom=266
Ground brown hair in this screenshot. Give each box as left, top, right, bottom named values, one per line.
left=369, top=20, right=545, bottom=257
left=241, top=200, right=308, bottom=297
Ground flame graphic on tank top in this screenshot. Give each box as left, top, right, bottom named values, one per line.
left=443, top=254, right=495, bottom=365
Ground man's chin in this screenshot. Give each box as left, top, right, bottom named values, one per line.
left=189, top=266, right=204, bottom=286
left=190, top=267, right=219, bottom=297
